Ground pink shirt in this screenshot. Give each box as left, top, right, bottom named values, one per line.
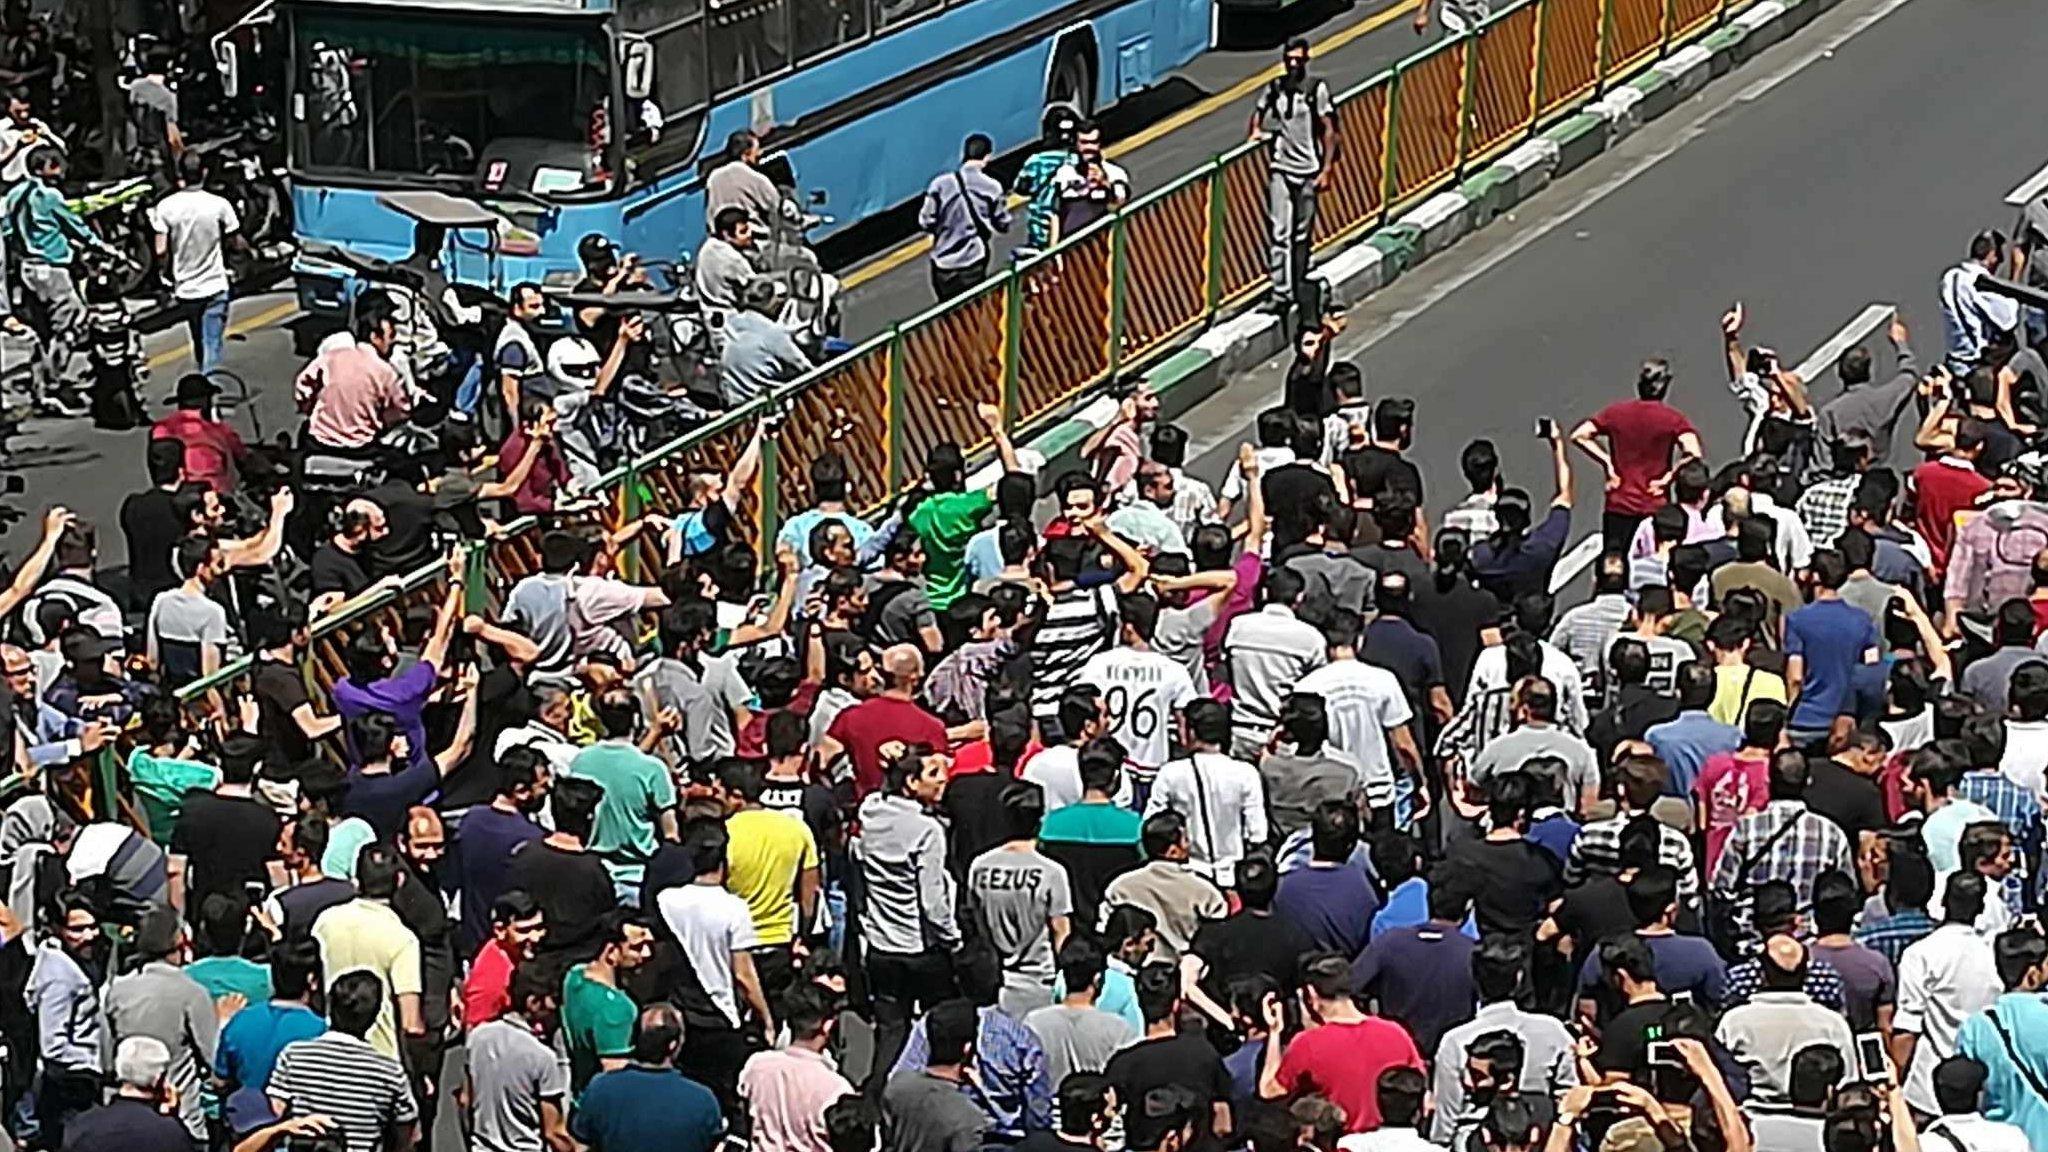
left=296, top=344, right=411, bottom=449
left=1692, top=749, right=1770, bottom=875
left=1089, top=422, right=1145, bottom=492
left=737, top=1045, right=854, bottom=1152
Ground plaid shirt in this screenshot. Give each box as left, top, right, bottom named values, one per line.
left=1013, top=148, right=1072, bottom=249
left=1795, top=475, right=1860, bottom=550
left=1564, top=813, right=1700, bottom=902
left=1852, top=905, right=1936, bottom=968
left=1550, top=594, right=1632, bottom=708
left=1724, top=956, right=1847, bottom=1011
left=894, top=1005, right=1053, bottom=1138
left=1709, top=800, right=1853, bottom=948
left=1957, top=770, right=2040, bottom=889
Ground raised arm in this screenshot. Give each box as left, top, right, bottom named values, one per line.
left=475, top=410, right=555, bottom=500
left=420, top=552, right=467, bottom=672
left=222, top=490, right=295, bottom=570
left=1088, top=515, right=1151, bottom=594
left=977, top=402, right=1021, bottom=474
left=0, top=507, right=71, bottom=620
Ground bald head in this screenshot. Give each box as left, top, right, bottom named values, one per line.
left=882, top=644, right=924, bottom=691
left=631, top=1002, right=685, bottom=1064
left=1761, top=933, right=1808, bottom=992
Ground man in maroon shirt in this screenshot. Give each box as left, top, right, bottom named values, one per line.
left=1913, top=417, right=1992, bottom=586
left=1569, top=361, right=1705, bottom=553
left=817, top=643, right=952, bottom=797
left=150, top=374, right=249, bottom=493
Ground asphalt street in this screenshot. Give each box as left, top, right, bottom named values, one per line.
left=1178, top=0, right=2047, bottom=555
left=0, top=0, right=1436, bottom=568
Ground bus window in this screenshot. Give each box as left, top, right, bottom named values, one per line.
left=873, top=0, right=939, bottom=30
left=709, top=0, right=789, bottom=91
left=650, top=20, right=709, bottom=121
left=619, top=0, right=704, bottom=31
left=794, top=0, right=868, bottom=61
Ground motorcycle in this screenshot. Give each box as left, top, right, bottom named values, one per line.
left=67, top=176, right=156, bottom=300
left=190, top=117, right=294, bottom=277
left=760, top=189, right=844, bottom=363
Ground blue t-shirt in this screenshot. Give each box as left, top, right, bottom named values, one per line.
left=1785, top=599, right=1878, bottom=732
left=1578, top=933, right=1729, bottom=1016
left=332, top=660, right=438, bottom=769
left=1645, top=711, right=1742, bottom=796
left=341, top=755, right=441, bottom=839
left=455, top=804, right=546, bottom=954
left=1273, top=864, right=1380, bottom=960
left=217, top=1002, right=327, bottom=1094
left=1371, top=878, right=1478, bottom=942
left=1350, top=924, right=1480, bottom=1055
left=569, top=1065, right=723, bottom=1152
left=778, top=508, right=875, bottom=567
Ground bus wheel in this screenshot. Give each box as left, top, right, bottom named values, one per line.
left=1047, top=44, right=1096, bottom=120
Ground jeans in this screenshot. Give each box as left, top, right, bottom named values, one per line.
left=1267, top=172, right=1318, bottom=304
left=19, top=262, right=83, bottom=391
left=184, top=292, right=229, bottom=374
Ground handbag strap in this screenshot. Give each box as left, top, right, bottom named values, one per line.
left=952, top=171, right=992, bottom=246
left=1986, top=1006, right=2048, bottom=1107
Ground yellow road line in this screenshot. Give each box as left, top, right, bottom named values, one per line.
left=840, top=0, right=1424, bottom=290
left=146, top=298, right=300, bottom=372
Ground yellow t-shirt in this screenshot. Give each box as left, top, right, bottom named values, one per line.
left=310, top=898, right=422, bottom=1060
left=1708, top=663, right=1788, bottom=726
left=723, top=808, right=820, bottom=946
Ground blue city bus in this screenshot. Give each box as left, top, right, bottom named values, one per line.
left=275, top=0, right=1214, bottom=316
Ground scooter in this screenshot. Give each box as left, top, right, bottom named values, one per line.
left=761, top=190, right=843, bottom=362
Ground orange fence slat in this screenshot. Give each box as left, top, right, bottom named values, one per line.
left=1466, top=3, right=1541, bottom=165
left=1217, top=148, right=1270, bottom=305
left=773, top=343, right=893, bottom=515
left=1016, top=227, right=1113, bottom=422
left=897, top=287, right=1005, bottom=484
left=1312, top=79, right=1389, bottom=249
left=1536, top=0, right=1602, bottom=118
left=1671, top=0, right=1717, bottom=38
left=1121, top=180, right=1212, bottom=365
left=1388, top=42, right=1467, bottom=208
left=1608, top=0, right=1665, bottom=76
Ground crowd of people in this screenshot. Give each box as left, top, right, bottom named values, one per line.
left=9, top=30, right=2048, bottom=1151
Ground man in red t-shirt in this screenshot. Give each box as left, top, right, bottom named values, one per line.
left=1258, top=953, right=1422, bottom=1132
left=460, top=890, right=546, bottom=1031
left=1912, top=418, right=1991, bottom=584
left=1570, top=361, right=1704, bottom=553
left=817, top=643, right=953, bottom=797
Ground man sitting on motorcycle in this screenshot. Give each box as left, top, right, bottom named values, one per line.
left=706, top=131, right=794, bottom=234
left=543, top=316, right=642, bottom=490
left=4, top=144, right=97, bottom=416
left=294, top=290, right=414, bottom=456
left=720, top=278, right=809, bottom=409
left=695, top=207, right=760, bottom=311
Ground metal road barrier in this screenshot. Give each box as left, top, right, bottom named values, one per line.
left=170, top=0, right=1764, bottom=740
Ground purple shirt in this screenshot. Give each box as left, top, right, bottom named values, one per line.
left=332, top=660, right=438, bottom=767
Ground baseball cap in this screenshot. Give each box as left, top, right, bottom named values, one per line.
left=577, top=234, right=619, bottom=269
left=171, top=373, right=219, bottom=407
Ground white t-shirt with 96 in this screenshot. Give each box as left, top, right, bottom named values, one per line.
left=148, top=187, right=240, bottom=300
left=1078, top=647, right=1198, bottom=773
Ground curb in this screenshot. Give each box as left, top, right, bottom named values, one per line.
left=1017, top=0, right=1833, bottom=479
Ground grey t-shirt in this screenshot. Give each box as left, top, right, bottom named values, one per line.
left=147, top=586, right=234, bottom=667
left=881, top=1069, right=990, bottom=1152
left=1255, top=77, right=1334, bottom=179
left=968, top=846, right=1072, bottom=1011
left=1258, top=751, right=1357, bottom=841
left=1961, top=645, right=2044, bottom=717
left=1469, top=725, right=1600, bottom=806
left=1286, top=550, right=1373, bottom=615
left=865, top=575, right=939, bottom=649
left=465, top=1014, right=570, bottom=1152
left=1155, top=598, right=1219, bottom=695
left=1023, top=1003, right=1136, bottom=1088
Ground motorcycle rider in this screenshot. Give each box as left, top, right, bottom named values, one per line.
left=4, top=145, right=96, bottom=416
left=720, top=278, right=809, bottom=409
left=572, top=234, right=647, bottom=349
left=544, top=315, right=641, bottom=489
left=695, top=206, right=759, bottom=310
left=295, top=289, right=414, bottom=456
left=706, top=131, right=794, bottom=234
left=0, top=87, right=61, bottom=186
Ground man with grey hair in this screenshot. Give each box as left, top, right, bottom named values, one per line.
left=56, top=1035, right=191, bottom=1151
left=104, top=907, right=221, bottom=1143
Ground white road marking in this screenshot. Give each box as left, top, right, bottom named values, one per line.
left=1548, top=533, right=1607, bottom=594
left=2007, top=159, right=2048, bottom=207
left=1791, top=303, right=1894, bottom=384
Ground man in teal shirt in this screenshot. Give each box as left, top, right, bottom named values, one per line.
left=1955, top=928, right=2048, bottom=1148
left=3, top=145, right=97, bottom=414
left=566, top=689, right=678, bottom=905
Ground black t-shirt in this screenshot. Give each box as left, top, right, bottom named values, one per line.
left=251, top=658, right=315, bottom=768
left=1188, top=910, right=1311, bottom=1001
left=444, top=666, right=532, bottom=811
left=308, top=543, right=371, bottom=599
left=1104, top=1033, right=1233, bottom=1110
left=276, top=876, right=355, bottom=941
left=366, top=480, right=439, bottom=578
left=1803, top=758, right=1887, bottom=847
left=1410, top=577, right=1502, bottom=708
left=507, top=841, right=618, bottom=961
left=943, top=772, right=1012, bottom=878
left=1594, top=997, right=1679, bottom=1078
left=171, top=792, right=281, bottom=910
left=1263, top=463, right=1338, bottom=553
left=119, top=488, right=183, bottom=610
left=1552, top=876, right=1635, bottom=960
left=1976, top=422, right=2022, bottom=479
left=1341, top=446, right=1423, bottom=506
left=1361, top=617, right=1445, bottom=716
left=1354, top=543, right=1432, bottom=589
left=54, top=1096, right=191, bottom=1152
left=392, top=857, right=455, bottom=1029
left=1439, top=836, right=1561, bottom=937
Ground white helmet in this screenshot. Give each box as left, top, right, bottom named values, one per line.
left=547, top=335, right=602, bottom=391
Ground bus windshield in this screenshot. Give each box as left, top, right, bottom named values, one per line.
left=290, top=8, right=614, bottom=196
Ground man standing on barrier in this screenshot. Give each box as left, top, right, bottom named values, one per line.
left=1250, top=39, right=1337, bottom=323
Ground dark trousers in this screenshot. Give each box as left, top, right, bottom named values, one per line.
left=35, top=1064, right=100, bottom=1149
left=1601, top=511, right=1644, bottom=555
left=863, top=949, right=956, bottom=1093
left=931, top=260, right=987, bottom=302
left=674, top=1021, right=755, bottom=1116
left=402, top=1032, right=446, bottom=1152
left=754, top=943, right=796, bottom=1008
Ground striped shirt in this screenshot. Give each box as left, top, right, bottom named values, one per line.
left=1028, top=584, right=1121, bottom=719
left=1796, top=475, right=1860, bottom=550
left=1551, top=595, right=1633, bottom=708
left=1563, top=813, right=1700, bottom=903
left=269, top=1031, right=418, bottom=1152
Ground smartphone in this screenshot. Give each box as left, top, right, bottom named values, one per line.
left=1670, top=990, right=1695, bottom=1008
left=1647, top=1040, right=1680, bottom=1068
left=1856, top=1032, right=1889, bottom=1081
left=1534, top=417, right=1557, bottom=439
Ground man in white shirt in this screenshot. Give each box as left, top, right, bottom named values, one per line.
left=1337, top=1066, right=1436, bottom=1152
left=0, top=91, right=63, bottom=186
left=1294, top=609, right=1421, bottom=813
left=1223, top=567, right=1327, bottom=757
left=1922, top=1056, right=2031, bottom=1152
left=1431, top=937, right=1577, bottom=1144
left=1466, top=607, right=1590, bottom=732
left=1941, top=231, right=2021, bottom=373
left=1894, top=873, right=2004, bottom=1116
left=1077, top=595, right=1198, bottom=795
left=149, top=151, right=242, bottom=374
left=1023, top=685, right=1135, bottom=810
left=1145, top=699, right=1268, bottom=889
left=1714, top=936, right=1856, bottom=1103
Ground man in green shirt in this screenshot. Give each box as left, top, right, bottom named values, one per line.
left=562, top=911, right=654, bottom=1093
left=908, top=401, right=1022, bottom=611
left=1038, top=739, right=1143, bottom=931
left=4, top=145, right=97, bottom=414
left=565, top=690, right=679, bottom=905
